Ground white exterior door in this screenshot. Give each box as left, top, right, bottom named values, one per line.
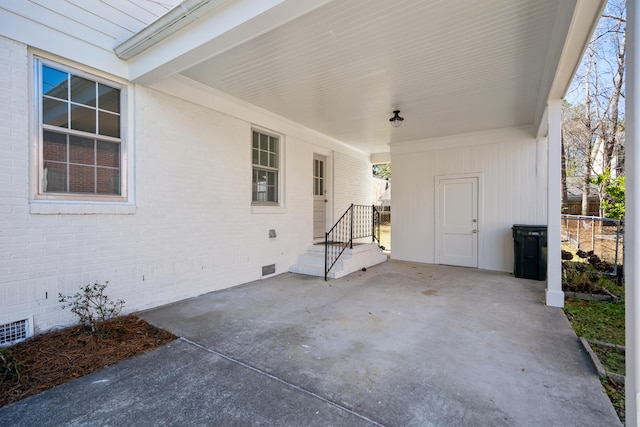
left=313, top=154, right=327, bottom=239
left=436, top=176, right=479, bottom=267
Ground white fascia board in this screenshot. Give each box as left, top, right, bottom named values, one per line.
left=115, top=0, right=230, bottom=60
left=547, top=0, right=607, bottom=101
left=125, top=0, right=334, bottom=85
left=534, top=0, right=606, bottom=132
left=0, top=7, right=128, bottom=78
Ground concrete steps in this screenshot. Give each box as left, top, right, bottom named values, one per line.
left=289, top=242, right=387, bottom=279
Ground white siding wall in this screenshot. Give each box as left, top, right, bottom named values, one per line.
left=0, top=37, right=371, bottom=332
left=391, top=127, right=547, bottom=272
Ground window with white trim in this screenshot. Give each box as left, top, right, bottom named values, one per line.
left=36, top=59, right=125, bottom=200
left=252, top=130, right=280, bottom=204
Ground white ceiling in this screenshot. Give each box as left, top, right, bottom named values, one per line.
left=179, top=0, right=565, bottom=154
left=2, top=0, right=598, bottom=155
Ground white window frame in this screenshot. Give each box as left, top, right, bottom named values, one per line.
left=251, top=127, right=284, bottom=208
left=32, top=57, right=128, bottom=203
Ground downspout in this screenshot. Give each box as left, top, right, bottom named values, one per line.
left=114, top=0, right=230, bottom=60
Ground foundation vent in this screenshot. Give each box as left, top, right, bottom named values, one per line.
left=0, top=319, right=31, bottom=346
left=262, top=264, right=276, bottom=276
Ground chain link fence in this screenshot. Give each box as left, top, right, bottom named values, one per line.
left=561, top=215, right=623, bottom=276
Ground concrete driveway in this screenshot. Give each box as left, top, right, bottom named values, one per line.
left=0, top=261, right=620, bottom=426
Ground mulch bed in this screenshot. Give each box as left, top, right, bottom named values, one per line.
left=0, top=314, right=176, bottom=408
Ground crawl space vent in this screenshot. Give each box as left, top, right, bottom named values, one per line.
left=262, top=264, right=276, bottom=276
left=0, top=319, right=29, bottom=345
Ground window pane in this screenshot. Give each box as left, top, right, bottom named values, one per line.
left=251, top=132, right=279, bottom=204
left=43, top=98, right=68, bottom=128
left=99, top=111, right=120, bottom=137
left=71, top=75, right=96, bottom=107
left=43, top=131, right=67, bottom=162
left=96, top=140, right=119, bottom=168
left=97, top=168, right=120, bottom=195
left=319, top=178, right=323, bottom=195
left=68, top=164, right=95, bottom=193
left=43, top=161, right=67, bottom=192
left=70, top=104, right=96, bottom=133
left=253, top=168, right=267, bottom=202
left=69, top=136, right=94, bottom=165
left=42, top=66, right=68, bottom=99
left=98, top=84, right=119, bottom=113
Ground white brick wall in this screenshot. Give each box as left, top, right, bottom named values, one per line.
left=333, top=151, right=373, bottom=217
left=0, top=37, right=372, bottom=333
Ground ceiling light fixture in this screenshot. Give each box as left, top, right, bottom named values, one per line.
left=389, top=110, right=404, bottom=128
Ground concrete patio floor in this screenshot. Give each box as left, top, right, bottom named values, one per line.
left=0, top=260, right=620, bottom=426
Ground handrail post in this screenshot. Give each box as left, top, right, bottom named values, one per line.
left=325, top=229, right=328, bottom=281
left=350, top=204, right=354, bottom=249
left=371, top=204, right=375, bottom=243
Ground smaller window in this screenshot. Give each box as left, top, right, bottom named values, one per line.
left=252, top=130, right=280, bottom=204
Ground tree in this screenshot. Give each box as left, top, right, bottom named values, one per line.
left=372, top=163, right=391, bottom=180
left=562, top=0, right=626, bottom=215
left=603, top=176, right=625, bottom=220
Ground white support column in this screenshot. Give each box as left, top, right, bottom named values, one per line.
left=627, top=1, right=639, bottom=424
left=546, top=99, right=564, bottom=307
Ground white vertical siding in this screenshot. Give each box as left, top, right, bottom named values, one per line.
left=391, top=127, right=547, bottom=272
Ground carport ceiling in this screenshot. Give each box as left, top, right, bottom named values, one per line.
left=179, top=0, right=569, bottom=154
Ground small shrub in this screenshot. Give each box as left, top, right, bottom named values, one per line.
left=59, top=282, right=125, bottom=333
left=561, top=250, right=574, bottom=260
left=588, top=254, right=601, bottom=266
left=576, top=250, right=588, bottom=259
left=0, top=348, right=21, bottom=382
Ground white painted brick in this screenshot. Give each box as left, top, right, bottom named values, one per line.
left=1, top=38, right=372, bottom=333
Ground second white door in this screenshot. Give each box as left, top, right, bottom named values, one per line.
left=436, top=176, right=479, bottom=267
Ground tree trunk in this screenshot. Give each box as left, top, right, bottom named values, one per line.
left=561, top=129, right=569, bottom=211
left=581, top=158, right=592, bottom=216
left=602, top=26, right=625, bottom=173
left=582, top=49, right=593, bottom=217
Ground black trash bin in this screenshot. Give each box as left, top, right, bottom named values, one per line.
left=512, top=225, right=547, bottom=281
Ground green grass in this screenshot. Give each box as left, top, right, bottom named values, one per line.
left=563, top=274, right=625, bottom=423
left=593, top=345, right=625, bottom=376
left=378, top=224, right=391, bottom=250
left=563, top=299, right=625, bottom=345
left=602, top=377, right=625, bottom=424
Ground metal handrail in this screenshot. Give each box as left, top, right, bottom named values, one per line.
left=325, top=204, right=382, bottom=280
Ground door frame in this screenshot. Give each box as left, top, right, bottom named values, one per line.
left=313, top=149, right=333, bottom=242
left=434, top=172, right=483, bottom=267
